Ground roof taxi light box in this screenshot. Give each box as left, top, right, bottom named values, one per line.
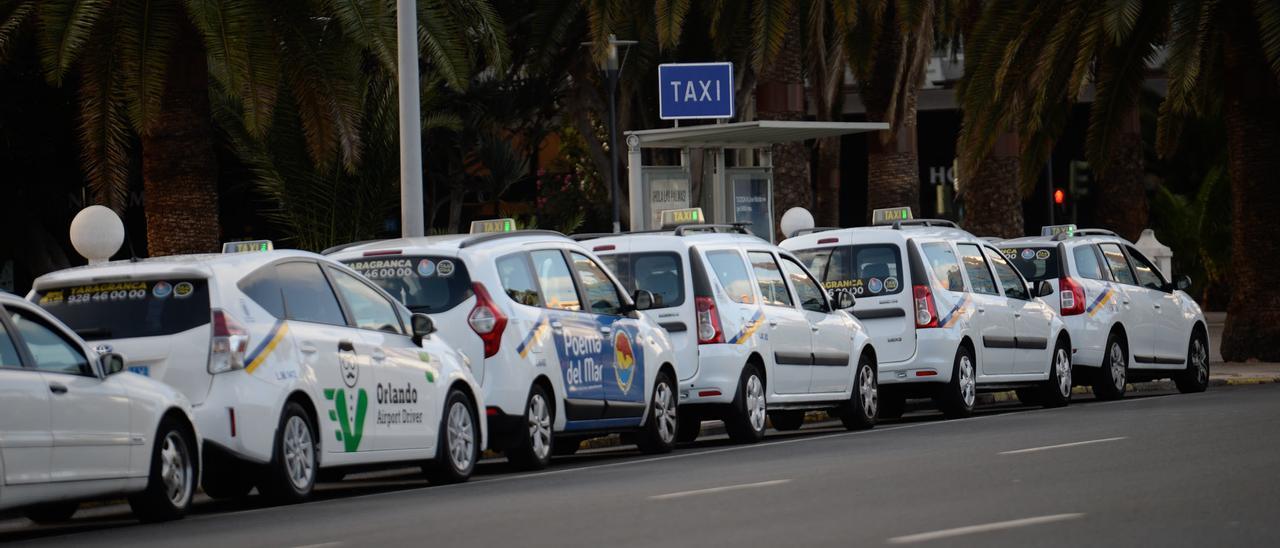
left=1041, top=224, right=1078, bottom=237
left=872, top=207, right=914, bottom=225
left=222, top=240, right=273, bottom=253
left=471, top=218, right=516, bottom=234
left=660, top=207, right=704, bottom=228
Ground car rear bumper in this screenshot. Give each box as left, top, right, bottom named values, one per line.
left=877, top=329, right=958, bottom=385
left=677, top=343, right=751, bottom=405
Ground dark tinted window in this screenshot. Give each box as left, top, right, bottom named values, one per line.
left=748, top=252, right=792, bottom=307
left=1072, top=245, right=1106, bottom=280
left=922, top=243, right=966, bottom=293
left=276, top=262, right=347, bottom=325
left=1002, top=246, right=1060, bottom=282
left=1126, top=247, right=1166, bottom=290
left=0, top=320, right=23, bottom=368
left=780, top=257, right=827, bottom=312
left=239, top=269, right=286, bottom=318
left=1099, top=244, right=1136, bottom=285
left=798, top=244, right=904, bottom=297
left=36, top=279, right=211, bottom=341
left=342, top=255, right=473, bottom=313
left=706, top=250, right=755, bottom=304
left=7, top=309, right=90, bottom=376
left=957, top=244, right=999, bottom=296
left=985, top=248, right=1030, bottom=300
left=496, top=253, right=541, bottom=307
left=599, top=252, right=684, bottom=308
left=570, top=252, right=624, bottom=315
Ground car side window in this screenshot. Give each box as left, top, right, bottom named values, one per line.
left=570, top=252, right=624, bottom=316
left=1072, top=245, right=1107, bottom=281
left=1099, top=243, right=1137, bottom=285
left=780, top=257, right=828, bottom=313
left=497, top=253, right=542, bottom=307
left=276, top=261, right=348, bottom=325
left=6, top=309, right=90, bottom=376
left=530, top=250, right=582, bottom=311
left=329, top=268, right=405, bottom=334
left=705, top=250, right=756, bottom=304
left=0, top=318, right=24, bottom=368
left=748, top=252, right=794, bottom=307
left=1125, top=246, right=1166, bottom=290
left=956, top=244, right=999, bottom=296
left=985, top=247, right=1030, bottom=300
left=239, top=267, right=287, bottom=318
left=922, top=242, right=966, bottom=292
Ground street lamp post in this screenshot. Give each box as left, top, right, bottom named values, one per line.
left=596, top=35, right=636, bottom=234
left=398, top=0, right=425, bottom=237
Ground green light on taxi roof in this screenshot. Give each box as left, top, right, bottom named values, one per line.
left=504, top=220, right=512, bottom=232
left=901, top=210, right=908, bottom=219
left=693, top=210, right=700, bottom=220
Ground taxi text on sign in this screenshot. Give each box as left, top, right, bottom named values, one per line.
left=658, top=63, right=734, bottom=120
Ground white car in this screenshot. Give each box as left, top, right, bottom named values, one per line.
left=327, top=229, right=681, bottom=470
left=781, top=214, right=1073, bottom=417
left=30, top=246, right=484, bottom=503
left=0, top=291, right=199, bottom=523
left=999, top=226, right=1209, bottom=398
left=582, top=221, right=879, bottom=444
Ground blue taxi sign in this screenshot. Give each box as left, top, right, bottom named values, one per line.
left=659, top=207, right=704, bottom=229
left=470, top=218, right=516, bottom=234
left=1041, top=224, right=1077, bottom=237
left=222, top=240, right=273, bottom=253
left=871, top=207, right=913, bottom=226
left=658, top=63, right=734, bottom=120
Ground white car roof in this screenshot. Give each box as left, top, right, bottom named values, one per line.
left=999, top=233, right=1131, bottom=247
left=583, top=230, right=766, bottom=252
left=325, top=230, right=578, bottom=260
left=782, top=224, right=978, bottom=249
left=31, top=249, right=322, bottom=291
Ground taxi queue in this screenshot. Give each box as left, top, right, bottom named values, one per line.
left=0, top=207, right=1208, bottom=524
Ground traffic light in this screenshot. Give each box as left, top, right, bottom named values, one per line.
left=1054, top=188, right=1065, bottom=205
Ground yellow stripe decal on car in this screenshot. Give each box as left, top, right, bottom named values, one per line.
left=1087, top=287, right=1115, bottom=317
left=729, top=309, right=766, bottom=344
left=245, top=321, right=289, bottom=373
left=940, top=294, right=971, bottom=328
left=517, top=315, right=551, bottom=358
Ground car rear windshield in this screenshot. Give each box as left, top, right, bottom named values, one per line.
left=1000, top=246, right=1060, bottom=282
left=597, top=252, right=684, bottom=308
left=34, top=279, right=211, bottom=341
left=342, top=256, right=472, bottom=313
left=796, top=244, right=904, bottom=298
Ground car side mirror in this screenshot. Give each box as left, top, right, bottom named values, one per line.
left=1174, top=275, right=1192, bottom=291
left=835, top=290, right=856, bottom=310
left=632, top=290, right=655, bottom=312
left=1036, top=281, right=1055, bottom=298
left=102, top=352, right=126, bottom=376
left=411, top=313, right=436, bottom=345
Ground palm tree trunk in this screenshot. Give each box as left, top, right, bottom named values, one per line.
left=960, top=132, right=1024, bottom=238
left=1219, top=35, right=1280, bottom=362
left=756, top=12, right=810, bottom=240
left=141, top=26, right=220, bottom=256
left=815, top=136, right=841, bottom=225
left=1092, top=108, right=1147, bottom=241
left=860, top=15, right=927, bottom=220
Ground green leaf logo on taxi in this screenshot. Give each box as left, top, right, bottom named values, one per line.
left=324, top=388, right=368, bottom=452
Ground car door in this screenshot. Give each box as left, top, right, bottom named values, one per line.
left=1098, top=243, right=1150, bottom=364
left=0, top=314, right=53, bottom=486
left=530, top=248, right=606, bottom=422
left=1125, top=246, right=1184, bottom=365
left=799, top=243, right=914, bottom=365
left=747, top=250, right=812, bottom=394
left=779, top=255, right=851, bottom=394
left=568, top=251, right=647, bottom=423
left=956, top=243, right=1016, bottom=377
left=275, top=261, right=378, bottom=454
left=985, top=247, right=1054, bottom=375
left=6, top=306, right=131, bottom=482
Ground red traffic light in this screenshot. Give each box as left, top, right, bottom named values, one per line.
left=1053, top=188, right=1065, bottom=205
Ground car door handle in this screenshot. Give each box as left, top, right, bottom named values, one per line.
left=810, top=326, right=820, bottom=333
left=977, top=307, right=986, bottom=314
left=300, top=342, right=318, bottom=354
left=768, top=320, right=779, bottom=328
left=1122, top=299, right=1131, bottom=305
left=338, top=340, right=355, bottom=352
left=49, top=382, right=68, bottom=395
left=1014, top=312, right=1022, bottom=318
left=372, top=349, right=387, bottom=361
left=550, top=321, right=564, bottom=331
left=1153, top=304, right=1162, bottom=310
left=598, top=326, right=612, bottom=334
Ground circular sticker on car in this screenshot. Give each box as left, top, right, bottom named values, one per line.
left=868, top=277, right=883, bottom=294
left=1036, top=249, right=1051, bottom=260
left=884, top=277, right=899, bottom=292
left=152, top=281, right=172, bottom=298
left=1021, top=248, right=1036, bottom=260
left=417, top=259, right=435, bottom=277
left=174, top=282, right=194, bottom=298
left=437, top=259, right=455, bottom=277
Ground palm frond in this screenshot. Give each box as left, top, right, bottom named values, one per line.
left=0, top=0, right=36, bottom=62
left=1101, top=0, right=1142, bottom=44
left=1251, top=0, right=1280, bottom=82
left=1085, top=2, right=1165, bottom=177
left=37, top=0, right=110, bottom=85
left=324, top=0, right=396, bottom=71
left=118, top=0, right=180, bottom=135
left=185, top=0, right=280, bottom=137
left=278, top=16, right=365, bottom=171
left=76, top=7, right=131, bottom=211
left=655, top=0, right=690, bottom=51
left=418, top=0, right=474, bottom=90
left=750, top=0, right=795, bottom=71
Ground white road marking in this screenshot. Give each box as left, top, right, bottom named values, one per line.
left=649, top=479, right=790, bottom=500
left=290, top=543, right=343, bottom=548
left=999, top=436, right=1126, bottom=455
left=887, top=513, right=1085, bottom=544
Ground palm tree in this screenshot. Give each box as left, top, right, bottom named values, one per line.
left=0, top=0, right=504, bottom=256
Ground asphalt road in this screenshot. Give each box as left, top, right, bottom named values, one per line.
left=5, top=384, right=1280, bottom=547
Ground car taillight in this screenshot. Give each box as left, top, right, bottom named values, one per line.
left=468, top=282, right=508, bottom=358
left=1059, top=277, right=1086, bottom=316
left=208, top=309, right=249, bottom=374
left=913, top=285, right=939, bottom=328
left=695, top=296, right=724, bottom=344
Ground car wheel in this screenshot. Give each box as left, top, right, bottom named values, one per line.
left=725, top=364, right=768, bottom=443
left=636, top=371, right=678, bottom=454
left=840, top=354, right=878, bottom=430
left=128, top=418, right=196, bottom=522
left=258, top=402, right=317, bottom=504
left=424, top=389, right=479, bottom=484
left=1175, top=331, right=1210, bottom=393
left=1038, top=339, right=1072, bottom=408
left=878, top=389, right=906, bottom=419
left=507, top=384, right=554, bottom=470
left=676, top=411, right=702, bottom=443
left=936, top=345, right=976, bottom=418
left=1093, top=333, right=1128, bottom=400
left=768, top=410, right=805, bottom=431
left=23, top=502, right=79, bottom=525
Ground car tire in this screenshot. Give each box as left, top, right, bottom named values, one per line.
left=676, top=412, right=702, bottom=443
left=768, top=410, right=805, bottom=431
left=636, top=371, right=678, bottom=454
left=878, top=389, right=905, bottom=419
left=128, top=418, right=197, bottom=522
left=23, top=502, right=79, bottom=525
left=839, top=354, right=878, bottom=431
left=1038, top=339, right=1073, bottom=408
left=1093, top=333, right=1128, bottom=401
left=1015, top=388, right=1041, bottom=406
left=1175, top=331, right=1211, bottom=394
left=725, top=364, right=768, bottom=443
left=506, top=384, right=554, bottom=471
left=424, top=389, right=479, bottom=485
left=936, top=345, right=977, bottom=419
left=258, top=402, right=317, bottom=504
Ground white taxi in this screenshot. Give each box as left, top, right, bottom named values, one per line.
left=582, top=210, right=879, bottom=444
left=999, top=226, right=1209, bottom=398
left=30, top=243, right=484, bottom=503
left=0, top=291, right=199, bottom=523
left=781, top=208, right=1073, bottom=418
left=326, top=224, right=680, bottom=470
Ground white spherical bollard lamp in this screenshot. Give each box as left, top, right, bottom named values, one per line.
left=779, top=207, right=816, bottom=239
left=69, top=205, right=125, bottom=265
